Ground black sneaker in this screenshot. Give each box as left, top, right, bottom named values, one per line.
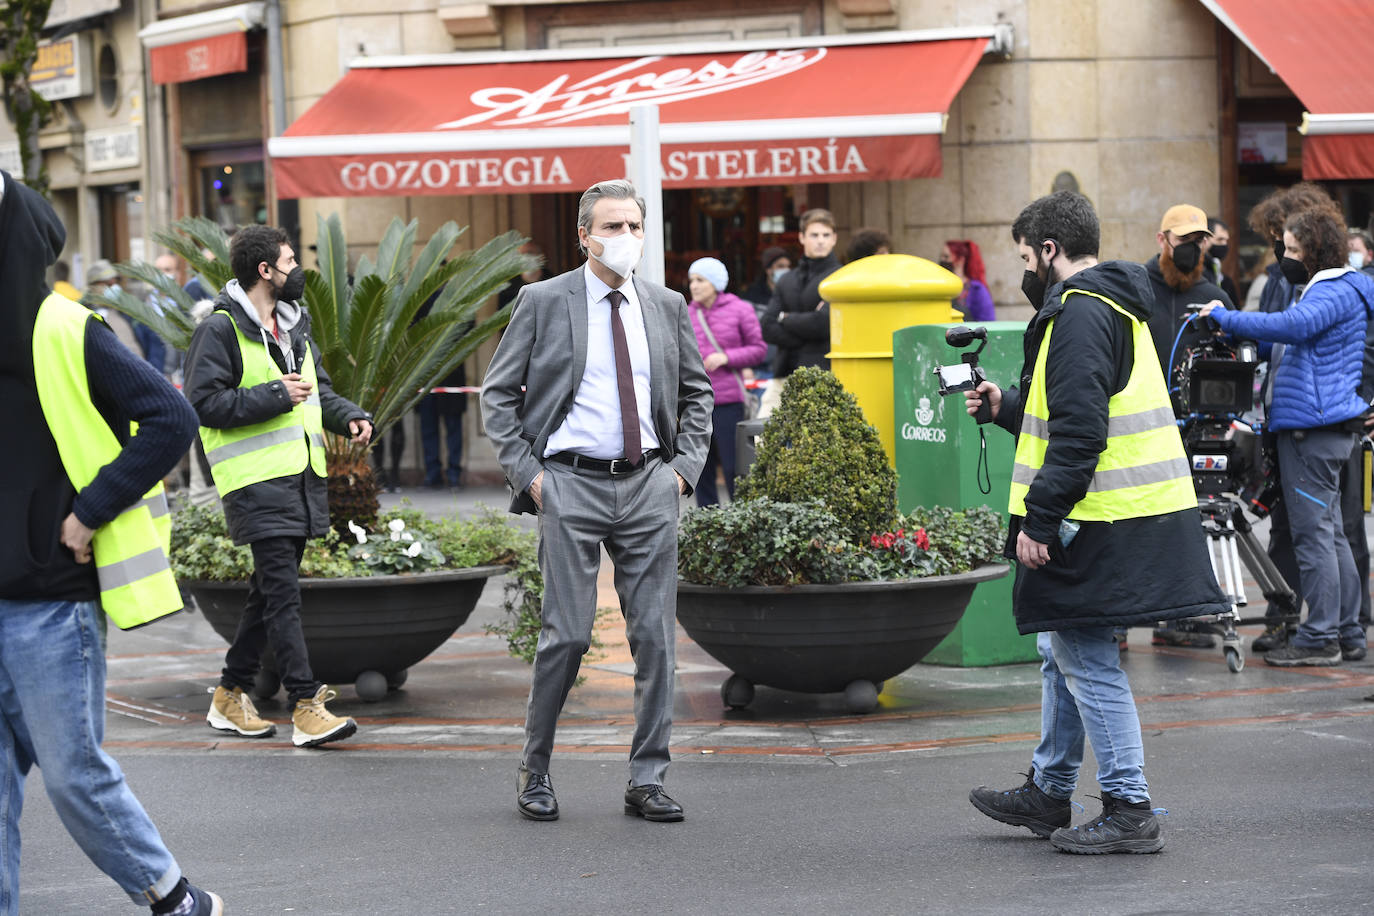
left=1050, top=794, right=1164, bottom=855
left=1263, top=641, right=1341, bottom=667
left=1341, top=643, right=1367, bottom=661
left=1252, top=621, right=1292, bottom=653
left=969, top=772, right=1072, bottom=838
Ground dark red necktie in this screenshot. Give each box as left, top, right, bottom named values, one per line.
left=606, top=289, right=641, bottom=461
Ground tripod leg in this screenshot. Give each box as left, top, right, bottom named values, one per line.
left=1234, top=524, right=1299, bottom=620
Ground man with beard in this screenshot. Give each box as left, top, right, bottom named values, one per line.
left=963, top=191, right=1226, bottom=854
left=184, top=225, right=372, bottom=748
left=1141, top=205, right=1235, bottom=649
left=1145, top=204, right=1234, bottom=392
left=759, top=208, right=841, bottom=416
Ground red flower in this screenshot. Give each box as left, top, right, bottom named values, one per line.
left=915, top=528, right=930, bottom=551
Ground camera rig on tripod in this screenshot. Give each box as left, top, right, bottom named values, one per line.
left=1170, top=314, right=1298, bottom=672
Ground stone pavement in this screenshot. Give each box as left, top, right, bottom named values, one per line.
left=15, top=484, right=1374, bottom=913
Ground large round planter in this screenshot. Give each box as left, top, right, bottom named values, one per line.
left=676, top=563, right=1010, bottom=713
left=185, top=565, right=506, bottom=700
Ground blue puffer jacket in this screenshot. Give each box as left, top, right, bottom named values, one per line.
left=1212, top=267, right=1374, bottom=430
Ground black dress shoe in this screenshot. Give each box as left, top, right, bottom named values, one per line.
left=623, top=784, right=684, bottom=822
left=517, top=765, right=558, bottom=821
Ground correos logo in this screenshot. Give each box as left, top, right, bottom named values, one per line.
left=901, top=397, right=945, bottom=443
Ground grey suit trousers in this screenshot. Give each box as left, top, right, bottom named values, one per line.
left=522, top=456, right=681, bottom=786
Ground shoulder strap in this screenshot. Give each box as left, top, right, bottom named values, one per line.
left=689, top=306, right=750, bottom=402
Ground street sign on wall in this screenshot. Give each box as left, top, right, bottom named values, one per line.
left=85, top=127, right=141, bottom=171
left=32, top=36, right=93, bottom=102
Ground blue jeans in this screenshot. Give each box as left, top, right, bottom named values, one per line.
left=1278, top=429, right=1366, bottom=649
left=0, top=600, right=180, bottom=912
left=1031, top=627, right=1149, bottom=803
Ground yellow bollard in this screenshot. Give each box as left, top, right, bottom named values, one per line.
left=820, top=254, right=964, bottom=463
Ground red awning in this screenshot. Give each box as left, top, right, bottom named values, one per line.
left=1200, top=0, right=1374, bottom=179
left=268, top=29, right=1002, bottom=199
left=150, top=31, right=248, bottom=85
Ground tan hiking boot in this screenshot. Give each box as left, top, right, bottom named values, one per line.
left=291, top=685, right=357, bottom=748
left=206, top=685, right=277, bottom=738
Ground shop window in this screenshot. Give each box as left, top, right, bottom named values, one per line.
left=198, top=158, right=266, bottom=231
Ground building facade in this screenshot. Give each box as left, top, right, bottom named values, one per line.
left=7, top=0, right=1369, bottom=481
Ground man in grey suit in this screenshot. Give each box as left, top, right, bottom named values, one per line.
left=481, top=179, right=713, bottom=822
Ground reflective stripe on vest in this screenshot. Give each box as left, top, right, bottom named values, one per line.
left=198, top=311, right=327, bottom=496
left=31, top=292, right=183, bottom=630
left=1008, top=289, right=1196, bottom=522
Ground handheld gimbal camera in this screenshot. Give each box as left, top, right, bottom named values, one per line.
left=934, top=325, right=992, bottom=424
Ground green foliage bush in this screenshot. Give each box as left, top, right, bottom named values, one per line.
left=677, top=498, right=868, bottom=587
left=733, top=367, right=896, bottom=544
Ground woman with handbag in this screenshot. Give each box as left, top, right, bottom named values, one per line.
left=686, top=257, right=766, bottom=506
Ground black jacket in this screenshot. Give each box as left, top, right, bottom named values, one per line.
left=994, top=260, right=1227, bottom=634
left=1143, top=255, right=1233, bottom=389
left=760, top=252, right=840, bottom=376
left=1, top=171, right=196, bottom=601
left=183, top=288, right=367, bottom=545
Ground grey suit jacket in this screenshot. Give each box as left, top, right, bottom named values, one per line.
left=480, top=265, right=714, bottom=514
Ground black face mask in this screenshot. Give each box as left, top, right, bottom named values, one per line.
left=1021, top=242, right=1057, bottom=308
left=1279, top=256, right=1309, bottom=286
left=1209, top=243, right=1229, bottom=262
left=1273, top=239, right=1286, bottom=263
left=272, top=265, right=307, bottom=302
left=937, top=258, right=955, bottom=272
left=1021, top=269, right=1047, bottom=308
left=1170, top=240, right=1201, bottom=274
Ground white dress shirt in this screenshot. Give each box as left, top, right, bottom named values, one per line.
left=544, top=263, right=660, bottom=459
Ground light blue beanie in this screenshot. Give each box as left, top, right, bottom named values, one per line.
left=687, top=257, right=728, bottom=294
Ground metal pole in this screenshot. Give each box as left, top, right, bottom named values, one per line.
left=628, top=105, right=664, bottom=286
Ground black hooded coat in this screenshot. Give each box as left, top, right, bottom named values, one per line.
left=0, top=171, right=196, bottom=601
left=992, top=260, right=1228, bottom=634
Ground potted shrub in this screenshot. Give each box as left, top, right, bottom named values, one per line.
left=173, top=502, right=539, bottom=701
left=676, top=368, right=1008, bottom=713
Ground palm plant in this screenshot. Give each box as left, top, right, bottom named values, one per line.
left=100, top=216, right=234, bottom=349
left=307, top=213, right=536, bottom=527
left=104, top=213, right=538, bottom=530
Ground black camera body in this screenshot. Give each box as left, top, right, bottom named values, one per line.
left=1174, top=329, right=1277, bottom=514
left=935, top=325, right=992, bottom=423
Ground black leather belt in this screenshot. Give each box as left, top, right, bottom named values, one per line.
left=546, top=448, right=662, bottom=476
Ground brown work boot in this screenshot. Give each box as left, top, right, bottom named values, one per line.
left=291, top=685, right=357, bottom=748
left=206, top=685, right=277, bottom=738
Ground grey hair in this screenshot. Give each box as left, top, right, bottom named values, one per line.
left=577, top=179, right=646, bottom=255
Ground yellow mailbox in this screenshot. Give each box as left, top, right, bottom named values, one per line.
left=819, top=254, right=964, bottom=463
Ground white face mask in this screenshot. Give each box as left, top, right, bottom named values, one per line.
left=771, top=267, right=790, bottom=284
left=589, top=232, right=644, bottom=278
left=1350, top=251, right=1367, bottom=270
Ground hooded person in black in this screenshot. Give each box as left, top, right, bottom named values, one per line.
left=962, top=191, right=1226, bottom=857
left=0, top=171, right=222, bottom=913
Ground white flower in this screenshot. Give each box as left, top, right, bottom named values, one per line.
left=402, top=531, right=414, bottom=541
left=405, top=541, right=423, bottom=557
left=391, top=531, right=401, bottom=541
left=389, top=519, right=405, bottom=533
left=347, top=520, right=367, bottom=545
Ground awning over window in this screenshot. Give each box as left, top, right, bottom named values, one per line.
left=138, top=2, right=264, bottom=85
left=268, top=28, right=1006, bottom=199
left=1200, top=0, right=1374, bottom=179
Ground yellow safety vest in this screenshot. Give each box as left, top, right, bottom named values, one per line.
left=199, top=310, right=326, bottom=496
left=31, top=292, right=181, bottom=630
left=1008, top=290, right=1196, bottom=522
